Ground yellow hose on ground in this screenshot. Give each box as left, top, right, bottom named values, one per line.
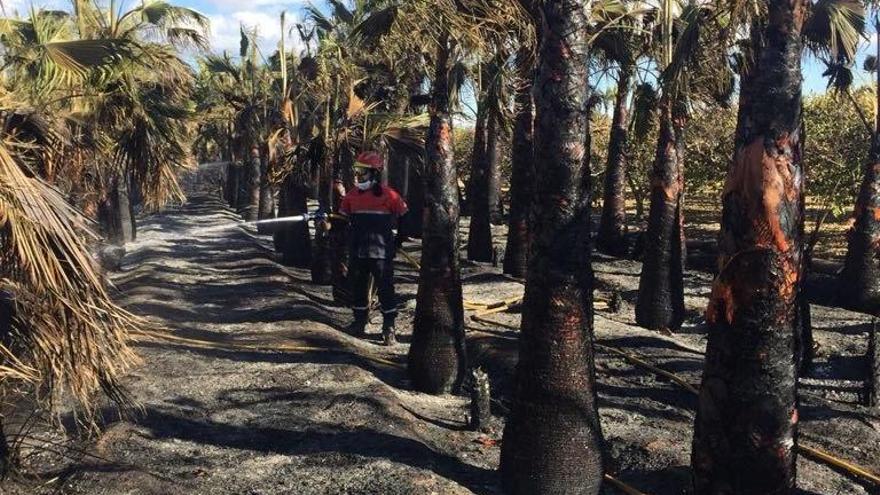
left=605, top=474, right=649, bottom=495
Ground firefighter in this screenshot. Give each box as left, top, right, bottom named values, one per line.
left=339, top=151, right=408, bottom=346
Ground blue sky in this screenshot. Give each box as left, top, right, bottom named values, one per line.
left=3, top=0, right=875, bottom=95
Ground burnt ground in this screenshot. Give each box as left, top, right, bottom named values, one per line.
left=3, top=167, right=880, bottom=494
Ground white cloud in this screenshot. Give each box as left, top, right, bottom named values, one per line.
left=207, top=8, right=305, bottom=57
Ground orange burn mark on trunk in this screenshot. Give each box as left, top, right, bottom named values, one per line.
left=872, top=207, right=880, bottom=221
left=438, top=122, right=451, bottom=147
left=706, top=279, right=735, bottom=325
left=724, top=138, right=795, bottom=253
left=651, top=175, right=681, bottom=202
left=791, top=408, right=799, bottom=425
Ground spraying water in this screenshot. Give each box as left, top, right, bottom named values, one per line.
left=191, top=212, right=348, bottom=235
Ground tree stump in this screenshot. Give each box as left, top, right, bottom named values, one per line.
left=867, top=318, right=880, bottom=409
left=470, top=368, right=491, bottom=433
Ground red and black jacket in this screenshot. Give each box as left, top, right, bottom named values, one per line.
left=340, top=185, right=408, bottom=260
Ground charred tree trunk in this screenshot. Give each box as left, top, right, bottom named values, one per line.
left=331, top=148, right=353, bottom=304
left=0, top=292, right=13, bottom=477
left=97, top=175, right=129, bottom=246
left=257, top=145, right=275, bottom=234
left=400, top=163, right=425, bottom=239
left=838, top=144, right=880, bottom=314
left=275, top=173, right=312, bottom=268
left=691, top=1, right=806, bottom=490
left=245, top=148, right=261, bottom=222
left=597, top=64, right=633, bottom=257
left=500, top=1, right=605, bottom=492
left=866, top=319, right=879, bottom=408
left=467, top=58, right=504, bottom=262
left=407, top=37, right=467, bottom=394
left=635, top=98, right=686, bottom=332
left=311, top=144, right=334, bottom=285
left=503, top=59, right=536, bottom=278
left=225, top=161, right=240, bottom=207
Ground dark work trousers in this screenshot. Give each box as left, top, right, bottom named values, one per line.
left=350, top=257, right=397, bottom=328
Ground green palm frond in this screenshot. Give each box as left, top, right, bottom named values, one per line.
left=350, top=5, right=397, bottom=46
left=306, top=5, right=335, bottom=34
left=44, top=39, right=133, bottom=74
left=822, top=59, right=854, bottom=93
left=329, top=0, right=355, bottom=26
left=804, top=0, right=865, bottom=64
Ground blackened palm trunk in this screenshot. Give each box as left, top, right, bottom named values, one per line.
left=407, top=37, right=467, bottom=394
left=838, top=144, right=880, bottom=314
left=596, top=65, right=633, bottom=257
left=0, top=293, right=12, bottom=477
left=97, top=174, right=132, bottom=246
left=867, top=320, right=880, bottom=408
left=467, top=59, right=503, bottom=262
left=400, top=164, right=425, bottom=239
left=225, top=161, right=240, bottom=208
left=331, top=149, right=353, bottom=304
left=635, top=98, right=686, bottom=331
left=245, top=148, right=261, bottom=222
left=257, top=145, right=275, bottom=233
left=503, top=63, right=535, bottom=278
left=311, top=146, right=334, bottom=285
left=275, top=172, right=312, bottom=268
left=500, top=1, right=605, bottom=492
left=692, top=0, right=806, bottom=490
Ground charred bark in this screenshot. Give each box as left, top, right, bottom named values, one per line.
left=274, top=173, right=312, bottom=268
left=838, top=147, right=880, bottom=314
left=597, top=65, right=633, bottom=257
left=97, top=174, right=133, bottom=246
left=500, top=1, right=605, bottom=493
left=0, top=293, right=13, bottom=477
left=257, top=145, right=275, bottom=234
left=311, top=146, right=334, bottom=285
left=407, top=37, right=467, bottom=395
left=691, top=0, right=806, bottom=490
left=331, top=149, right=353, bottom=304
left=635, top=99, right=686, bottom=332
left=245, top=148, right=261, bottom=222
left=467, top=58, right=504, bottom=262
left=867, top=319, right=880, bottom=409
left=400, top=164, right=426, bottom=239
left=503, top=65, right=535, bottom=278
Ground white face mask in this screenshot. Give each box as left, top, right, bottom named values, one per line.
left=356, top=179, right=373, bottom=191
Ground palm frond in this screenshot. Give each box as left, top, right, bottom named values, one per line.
left=804, top=0, right=865, bottom=64
left=328, top=0, right=354, bottom=26
left=350, top=5, right=397, bottom=46
left=0, top=140, right=141, bottom=421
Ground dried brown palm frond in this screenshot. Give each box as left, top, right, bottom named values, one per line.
left=0, top=139, right=141, bottom=424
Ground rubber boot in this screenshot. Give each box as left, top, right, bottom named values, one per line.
left=382, top=313, right=397, bottom=346
left=347, top=310, right=368, bottom=337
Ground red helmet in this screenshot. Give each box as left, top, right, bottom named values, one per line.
left=354, top=151, right=383, bottom=171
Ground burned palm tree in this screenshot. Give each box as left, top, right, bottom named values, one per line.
left=407, top=35, right=468, bottom=393
left=634, top=0, right=734, bottom=332
left=834, top=12, right=880, bottom=314
left=594, top=4, right=647, bottom=257
left=503, top=45, right=536, bottom=278
left=691, top=0, right=808, bottom=490
left=466, top=52, right=507, bottom=262
left=499, top=0, right=605, bottom=492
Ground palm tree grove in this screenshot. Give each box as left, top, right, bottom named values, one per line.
left=4, top=0, right=880, bottom=493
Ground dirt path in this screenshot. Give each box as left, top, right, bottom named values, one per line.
left=30, top=192, right=496, bottom=495
left=9, top=166, right=880, bottom=495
